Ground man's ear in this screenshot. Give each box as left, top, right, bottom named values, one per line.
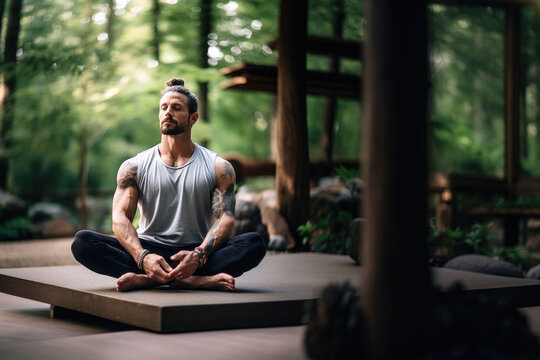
left=189, top=112, right=199, bottom=126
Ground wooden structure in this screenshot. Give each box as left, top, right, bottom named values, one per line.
left=220, top=63, right=361, bottom=99
left=274, top=0, right=310, bottom=250
left=3, top=254, right=540, bottom=333
left=222, top=0, right=538, bottom=246
left=427, top=0, right=540, bottom=244
left=220, top=1, right=362, bottom=249
left=0, top=254, right=362, bottom=333
left=362, top=1, right=432, bottom=357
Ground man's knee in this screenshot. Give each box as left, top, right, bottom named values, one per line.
left=71, top=230, right=94, bottom=260
left=246, top=232, right=266, bottom=261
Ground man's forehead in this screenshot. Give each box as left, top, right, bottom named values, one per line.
left=160, top=92, right=188, bottom=104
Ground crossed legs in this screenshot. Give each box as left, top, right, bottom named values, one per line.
left=71, top=230, right=266, bottom=292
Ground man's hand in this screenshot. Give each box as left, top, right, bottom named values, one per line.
left=169, top=250, right=200, bottom=280
left=142, top=253, right=174, bottom=283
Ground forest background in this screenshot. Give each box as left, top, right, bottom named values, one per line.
left=0, top=0, right=538, bottom=234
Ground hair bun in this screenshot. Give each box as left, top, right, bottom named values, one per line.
left=166, top=77, right=185, bottom=87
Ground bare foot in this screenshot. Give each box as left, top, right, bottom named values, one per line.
left=172, top=273, right=235, bottom=291
left=116, top=272, right=159, bottom=292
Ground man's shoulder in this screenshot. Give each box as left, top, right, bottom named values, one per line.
left=196, top=143, right=218, bottom=158
left=133, top=144, right=159, bottom=165
left=139, top=144, right=158, bottom=157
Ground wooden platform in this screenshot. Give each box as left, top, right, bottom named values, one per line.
left=0, top=254, right=360, bottom=333
left=2, top=253, right=540, bottom=333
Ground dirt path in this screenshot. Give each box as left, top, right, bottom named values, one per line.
left=0, top=238, right=78, bottom=268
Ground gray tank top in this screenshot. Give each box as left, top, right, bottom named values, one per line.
left=136, top=143, right=217, bottom=247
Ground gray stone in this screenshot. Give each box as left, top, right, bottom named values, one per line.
left=349, top=218, right=362, bottom=264
left=444, top=254, right=524, bottom=278
left=236, top=188, right=295, bottom=250
left=31, top=216, right=77, bottom=239
left=526, top=264, right=540, bottom=280
left=28, top=203, right=76, bottom=238
left=268, top=235, right=287, bottom=251
left=234, top=200, right=269, bottom=247
left=0, top=189, right=26, bottom=219
left=28, top=203, right=70, bottom=223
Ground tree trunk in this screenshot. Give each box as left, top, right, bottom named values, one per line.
left=322, top=0, right=344, bottom=163
left=362, top=1, right=432, bottom=358
left=151, top=0, right=160, bottom=62
left=78, top=125, right=89, bottom=229
left=198, top=0, right=211, bottom=147
left=106, top=0, right=116, bottom=54
left=0, top=0, right=22, bottom=189
left=0, top=0, right=7, bottom=60
left=275, top=0, right=309, bottom=250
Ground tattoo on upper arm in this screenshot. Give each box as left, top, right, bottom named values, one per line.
left=220, top=161, right=235, bottom=181
left=212, top=184, right=235, bottom=219
left=118, top=159, right=138, bottom=189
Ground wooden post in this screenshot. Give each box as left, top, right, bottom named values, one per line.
left=504, top=4, right=521, bottom=246
left=275, top=0, right=310, bottom=249
left=362, top=1, right=432, bottom=358
left=322, top=0, right=345, bottom=164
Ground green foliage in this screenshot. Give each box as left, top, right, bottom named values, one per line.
left=491, top=196, right=540, bottom=209
left=0, top=217, right=32, bottom=241
left=519, top=6, right=540, bottom=176
left=299, top=210, right=353, bottom=254
left=429, top=5, right=506, bottom=178
left=334, top=165, right=360, bottom=195
left=1, top=0, right=364, bottom=228
left=429, top=220, right=533, bottom=270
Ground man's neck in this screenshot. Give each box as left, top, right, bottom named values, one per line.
left=159, top=135, right=196, bottom=167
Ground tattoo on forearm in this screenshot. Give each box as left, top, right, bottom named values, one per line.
left=204, top=227, right=217, bottom=254
left=212, top=184, right=235, bottom=218
left=118, top=160, right=138, bottom=189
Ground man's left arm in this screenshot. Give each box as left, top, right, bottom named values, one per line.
left=201, top=157, right=236, bottom=255
left=170, top=157, right=236, bottom=278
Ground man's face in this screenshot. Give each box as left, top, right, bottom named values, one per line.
left=159, top=92, right=193, bottom=135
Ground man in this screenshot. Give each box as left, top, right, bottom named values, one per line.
left=72, top=77, right=266, bottom=292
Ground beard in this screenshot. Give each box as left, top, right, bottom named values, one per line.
left=161, top=121, right=187, bottom=135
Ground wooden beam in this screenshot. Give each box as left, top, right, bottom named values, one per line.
left=220, top=64, right=361, bottom=99
left=268, top=36, right=362, bottom=60
left=429, top=0, right=536, bottom=6
left=505, top=3, right=521, bottom=198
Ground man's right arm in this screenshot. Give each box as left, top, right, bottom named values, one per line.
left=112, top=157, right=172, bottom=283
left=112, top=158, right=142, bottom=263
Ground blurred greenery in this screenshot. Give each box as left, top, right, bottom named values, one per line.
left=428, top=220, right=533, bottom=270
left=428, top=5, right=506, bottom=178
left=0, top=1, right=539, bottom=240
left=520, top=5, right=540, bottom=176
left=0, top=0, right=363, bottom=230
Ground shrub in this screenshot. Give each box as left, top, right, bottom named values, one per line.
left=0, top=216, right=32, bottom=241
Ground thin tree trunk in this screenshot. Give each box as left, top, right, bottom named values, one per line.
left=78, top=125, right=89, bottom=229
left=322, top=0, right=344, bottom=163
left=198, top=0, right=211, bottom=147
left=106, top=0, right=116, bottom=54
left=151, top=0, right=160, bottom=62
left=76, top=4, right=94, bottom=229
left=362, top=0, right=432, bottom=358
left=0, top=0, right=7, bottom=60
left=275, top=0, right=309, bottom=250
left=0, top=0, right=22, bottom=189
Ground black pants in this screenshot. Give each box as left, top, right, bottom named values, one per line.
left=71, top=230, right=266, bottom=279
